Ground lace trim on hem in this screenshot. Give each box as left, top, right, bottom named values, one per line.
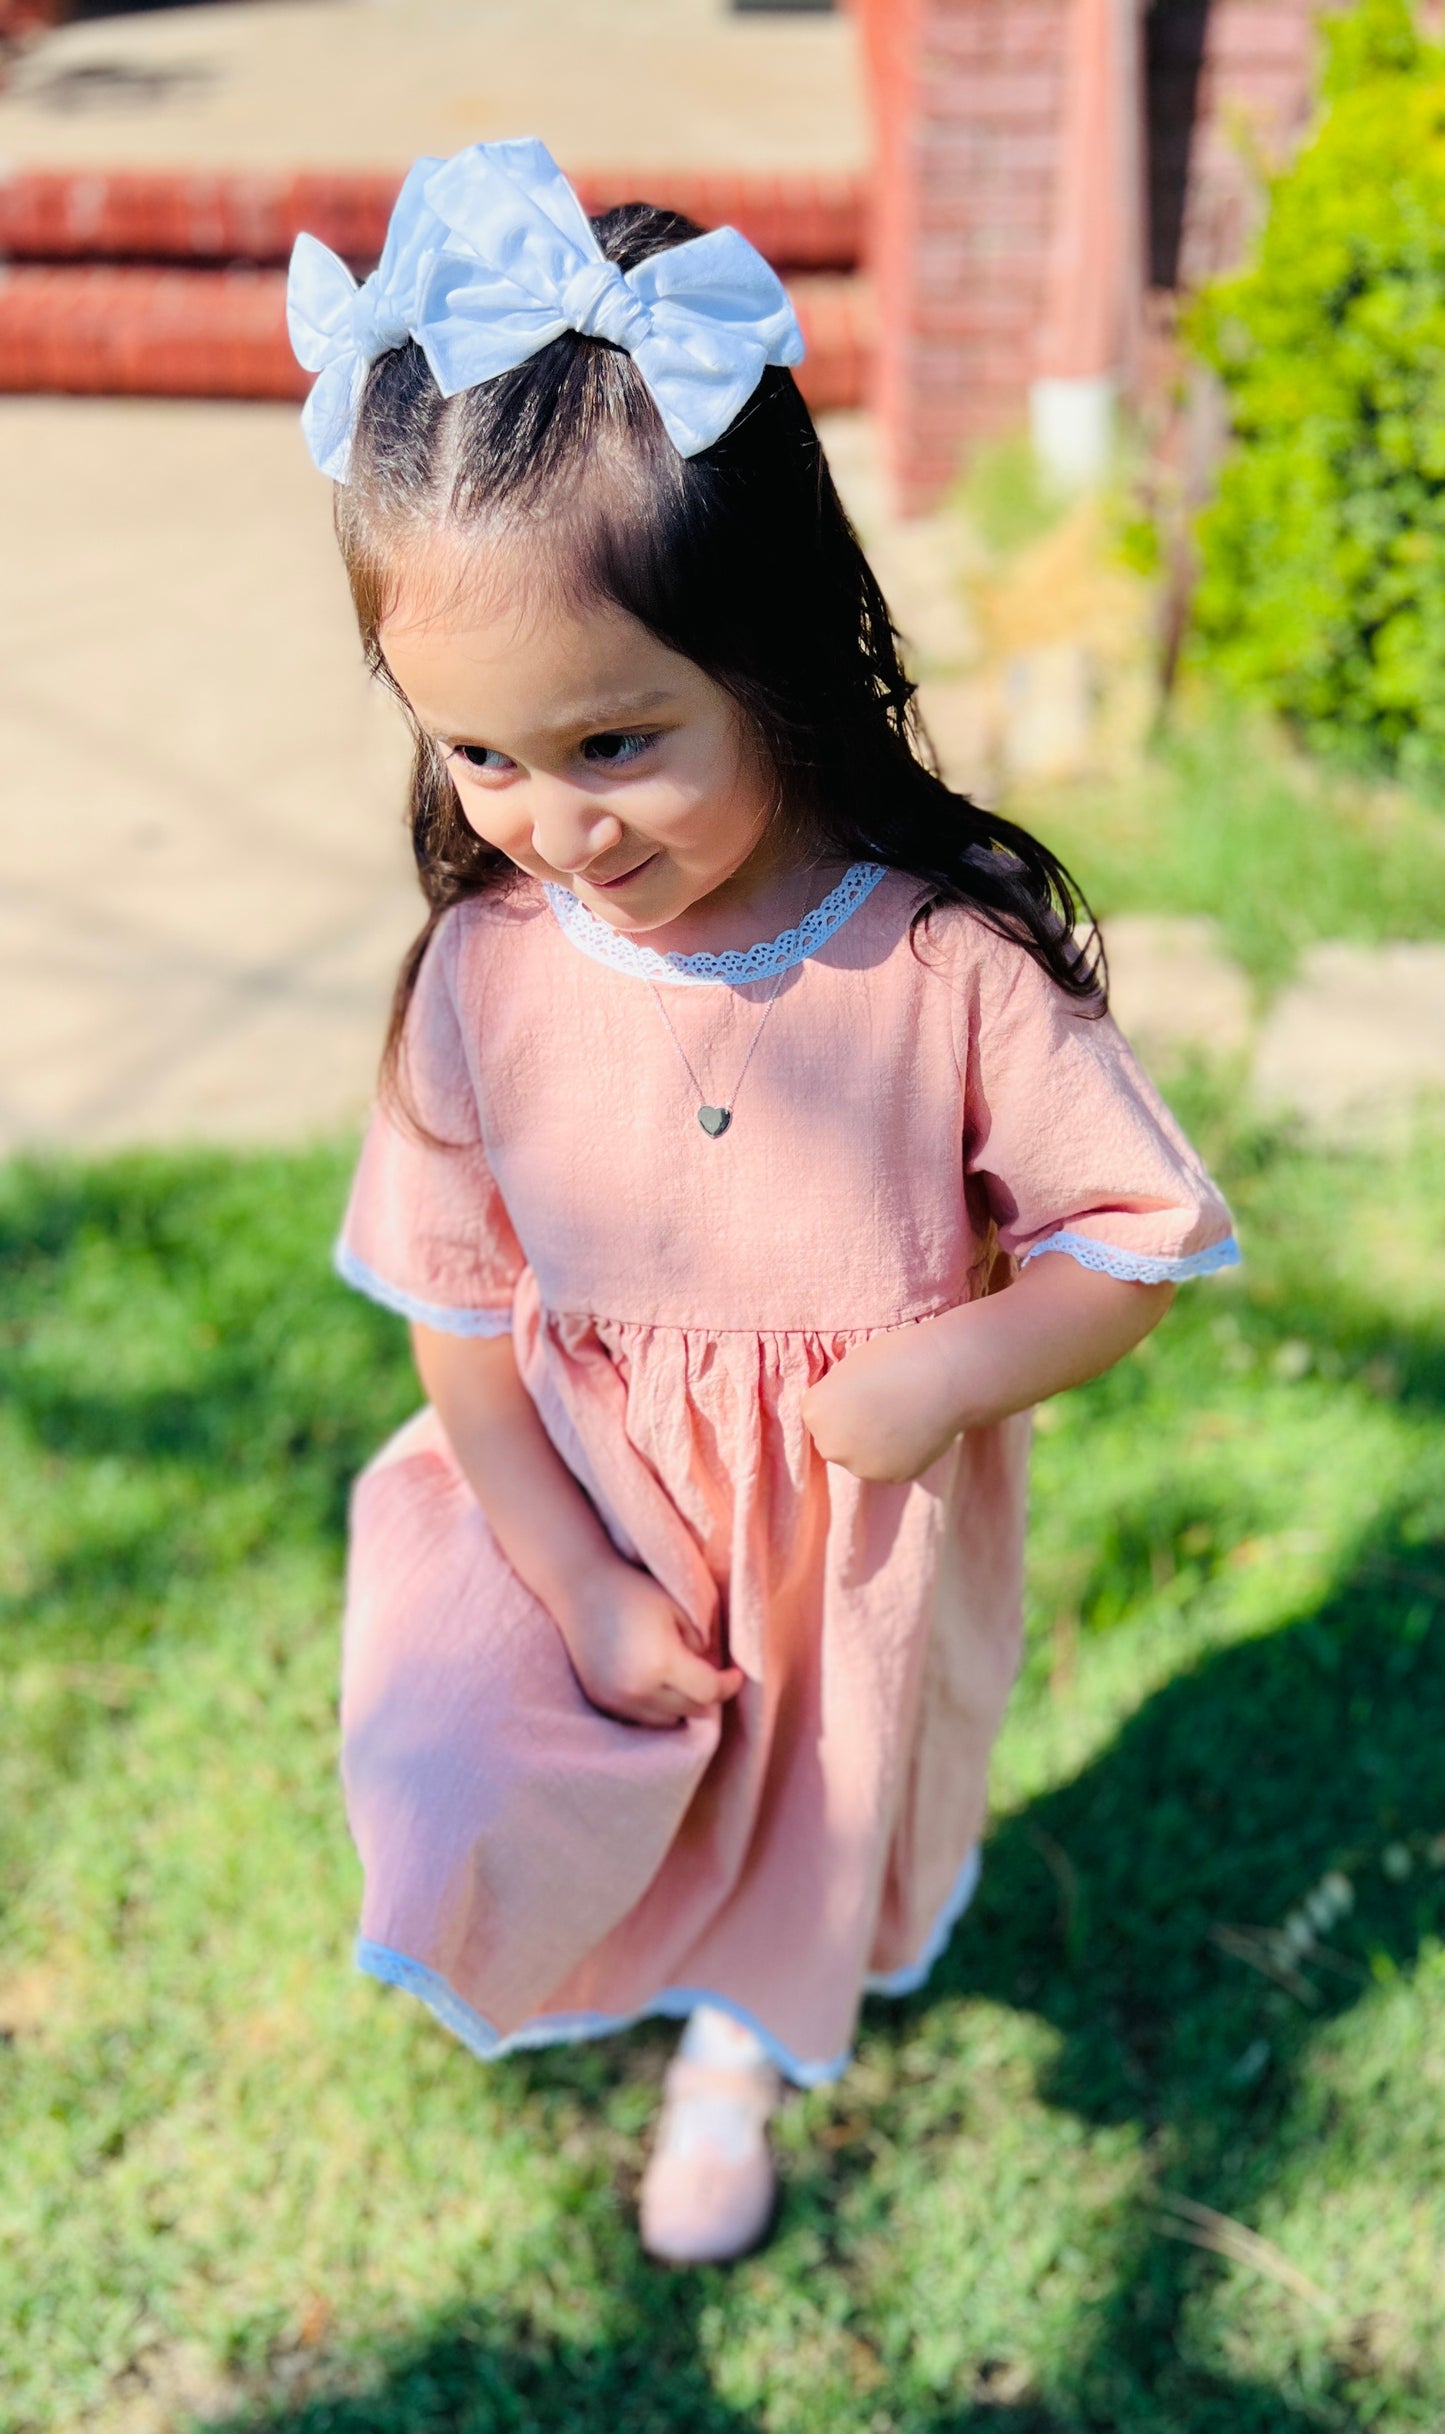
left=355, top=1845, right=983, bottom=2087
left=334, top=1241, right=513, bottom=1336
left=1021, top=1230, right=1242, bottom=1286
left=541, top=860, right=888, bottom=987
left=863, top=1846, right=983, bottom=1997
left=356, top=1943, right=852, bottom=2087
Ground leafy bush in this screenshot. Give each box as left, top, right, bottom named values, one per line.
left=1190, top=0, right=1445, bottom=784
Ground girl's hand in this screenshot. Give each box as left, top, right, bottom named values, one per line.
left=555, top=1557, right=745, bottom=1730
left=409, top=1326, right=743, bottom=1729
left=801, top=1327, right=960, bottom=1485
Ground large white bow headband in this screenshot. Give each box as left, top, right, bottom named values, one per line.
left=286, top=136, right=806, bottom=482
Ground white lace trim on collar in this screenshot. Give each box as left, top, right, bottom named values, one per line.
left=542, top=860, right=888, bottom=987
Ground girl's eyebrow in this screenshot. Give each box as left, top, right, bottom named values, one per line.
left=434, top=690, right=677, bottom=749
left=547, top=688, right=677, bottom=730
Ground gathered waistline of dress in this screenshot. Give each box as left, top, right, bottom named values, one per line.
left=541, top=1301, right=969, bottom=1341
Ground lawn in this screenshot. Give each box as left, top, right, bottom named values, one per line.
left=2, top=947, right=1443, bottom=2424
left=1029, top=709, right=1445, bottom=988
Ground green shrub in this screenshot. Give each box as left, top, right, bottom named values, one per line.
left=1189, top=0, right=1445, bottom=785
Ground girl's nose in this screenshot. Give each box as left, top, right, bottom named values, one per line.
left=529, top=782, right=624, bottom=876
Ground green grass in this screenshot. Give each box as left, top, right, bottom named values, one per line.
left=954, top=433, right=1072, bottom=560
left=2, top=1086, right=1442, bottom=2433
left=1026, top=710, right=1445, bottom=990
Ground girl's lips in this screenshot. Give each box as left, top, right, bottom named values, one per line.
left=588, top=853, right=660, bottom=890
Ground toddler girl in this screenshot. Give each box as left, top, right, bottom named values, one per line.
left=287, top=140, right=1238, bottom=2267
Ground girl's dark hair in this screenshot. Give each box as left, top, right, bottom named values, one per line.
left=336, top=203, right=1105, bottom=1091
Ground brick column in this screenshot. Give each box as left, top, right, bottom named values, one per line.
left=1169, top=1, right=1321, bottom=288
left=857, top=0, right=1072, bottom=512
left=1029, top=0, right=1146, bottom=489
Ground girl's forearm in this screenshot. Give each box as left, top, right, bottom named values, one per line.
left=803, top=1254, right=1174, bottom=1482
left=920, top=1255, right=1174, bottom=1433
left=410, top=1323, right=616, bottom=1628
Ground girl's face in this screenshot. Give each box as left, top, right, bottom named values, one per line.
left=381, top=557, right=788, bottom=937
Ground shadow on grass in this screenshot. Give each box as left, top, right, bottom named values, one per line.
left=216, top=2255, right=1064, bottom=2434
left=222, top=2317, right=1058, bottom=2434
left=867, top=1503, right=1445, bottom=2427
left=0, top=1150, right=415, bottom=1653
left=6, top=1156, right=1441, bottom=2427
left=203, top=1511, right=1443, bottom=2434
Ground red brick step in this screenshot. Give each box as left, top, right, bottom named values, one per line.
left=0, top=164, right=864, bottom=271
left=0, top=263, right=871, bottom=412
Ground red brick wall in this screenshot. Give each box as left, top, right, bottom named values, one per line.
left=857, top=0, right=1327, bottom=511
left=856, top=0, right=921, bottom=496
left=858, top=0, right=1072, bottom=511
left=0, top=0, right=61, bottom=45
left=1173, top=0, right=1321, bottom=287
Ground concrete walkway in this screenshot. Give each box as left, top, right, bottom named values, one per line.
left=0, top=0, right=869, bottom=1154
left=3, top=393, right=1440, bottom=1154
left=0, top=0, right=865, bottom=174
left=0, top=402, right=920, bottom=1153
left=0, top=396, right=415, bottom=1150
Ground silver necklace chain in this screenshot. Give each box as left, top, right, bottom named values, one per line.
left=645, top=961, right=789, bottom=1138
left=642, top=869, right=816, bottom=1139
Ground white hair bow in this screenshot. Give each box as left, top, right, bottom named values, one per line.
left=286, top=137, right=806, bottom=481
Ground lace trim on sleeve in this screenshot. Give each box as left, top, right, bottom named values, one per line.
left=1021, top=1230, right=1242, bottom=1285
left=334, top=1241, right=514, bottom=1335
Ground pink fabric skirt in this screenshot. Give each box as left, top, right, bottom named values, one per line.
left=339, top=1280, right=1030, bottom=2085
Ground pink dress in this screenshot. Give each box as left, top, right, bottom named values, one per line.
left=337, top=863, right=1236, bottom=2084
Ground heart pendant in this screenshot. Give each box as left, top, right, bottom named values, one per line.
left=697, top=1105, right=732, bottom=1138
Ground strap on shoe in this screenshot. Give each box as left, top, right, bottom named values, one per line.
left=661, top=2055, right=780, bottom=2124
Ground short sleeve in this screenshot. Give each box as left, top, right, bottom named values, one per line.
left=960, top=923, right=1240, bottom=1286
left=335, top=915, right=525, bottom=1335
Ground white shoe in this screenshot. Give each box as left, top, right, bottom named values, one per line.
left=639, top=2045, right=780, bottom=2265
